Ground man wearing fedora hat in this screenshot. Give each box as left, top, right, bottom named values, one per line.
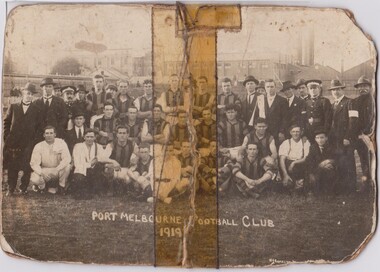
left=328, top=79, right=356, bottom=193
left=240, top=75, right=259, bottom=125
left=3, top=83, right=41, bottom=195
left=304, top=79, right=332, bottom=143
left=35, top=77, right=68, bottom=140
left=280, top=81, right=306, bottom=137
left=350, top=76, right=375, bottom=190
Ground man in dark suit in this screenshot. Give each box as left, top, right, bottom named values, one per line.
left=34, top=78, right=68, bottom=140
left=328, top=79, right=356, bottom=193
left=65, top=111, right=87, bottom=154
left=3, top=83, right=40, bottom=195
left=240, top=75, right=259, bottom=126
left=305, top=129, right=338, bottom=195
left=280, top=81, right=306, bottom=137
left=263, top=79, right=288, bottom=147
left=350, top=76, right=375, bottom=190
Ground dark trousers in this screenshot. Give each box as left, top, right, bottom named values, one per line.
left=71, top=163, right=106, bottom=199
left=336, top=144, right=357, bottom=193
left=3, top=145, right=33, bottom=192
left=309, top=161, right=338, bottom=195
left=353, top=139, right=370, bottom=178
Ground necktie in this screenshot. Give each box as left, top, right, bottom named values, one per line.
left=287, top=98, right=291, bottom=106
left=78, top=128, right=82, bottom=139
left=334, top=100, right=339, bottom=110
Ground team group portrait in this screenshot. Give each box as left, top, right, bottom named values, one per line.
left=1, top=4, right=377, bottom=267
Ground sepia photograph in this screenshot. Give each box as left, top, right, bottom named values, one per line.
left=2, top=4, right=155, bottom=265
left=1, top=1, right=378, bottom=270
left=216, top=6, right=376, bottom=267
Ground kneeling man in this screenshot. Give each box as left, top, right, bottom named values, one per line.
left=72, top=128, right=116, bottom=198
left=30, top=126, right=71, bottom=194
left=278, top=124, right=310, bottom=192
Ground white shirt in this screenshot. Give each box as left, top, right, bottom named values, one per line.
left=22, top=102, right=30, bottom=113
left=30, top=138, right=71, bottom=175
left=43, top=96, right=52, bottom=106
left=334, top=95, right=345, bottom=106
left=73, top=142, right=112, bottom=176
left=267, top=95, right=276, bottom=108
left=279, top=138, right=310, bottom=160
left=75, top=126, right=84, bottom=139
left=287, top=95, right=295, bottom=107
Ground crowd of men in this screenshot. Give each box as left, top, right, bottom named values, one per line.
left=2, top=72, right=375, bottom=202
left=217, top=75, right=374, bottom=198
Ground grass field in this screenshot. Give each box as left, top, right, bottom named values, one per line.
left=1, top=183, right=376, bottom=267
left=218, top=189, right=376, bottom=267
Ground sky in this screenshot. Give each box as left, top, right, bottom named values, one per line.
left=217, top=6, right=376, bottom=71
left=4, top=4, right=151, bottom=73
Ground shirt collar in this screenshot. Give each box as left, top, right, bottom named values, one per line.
left=335, top=95, right=345, bottom=104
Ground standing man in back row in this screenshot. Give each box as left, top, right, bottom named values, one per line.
left=350, top=76, right=375, bottom=191
left=304, top=79, right=332, bottom=143
left=34, top=78, right=68, bottom=140
left=3, top=83, right=40, bottom=196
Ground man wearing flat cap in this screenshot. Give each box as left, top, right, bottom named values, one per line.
left=240, top=75, right=259, bottom=125
left=350, top=76, right=375, bottom=190
left=328, top=79, right=356, bottom=193
left=35, top=77, right=68, bottom=140
left=304, top=79, right=332, bottom=143
left=73, top=84, right=92, bottom=127
left=3, top=83, right=41, bottom=195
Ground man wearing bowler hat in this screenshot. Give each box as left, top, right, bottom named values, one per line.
left=3, top=83, right=41, bottom=195
left=240, top=75, right=259, bottom=126
left=350, top=76, right=375, bottom=191
left=328, top=79, right=356, bottom=193
left=304, top=79, right=332, bottom=143
left=35, top=77, right=68, bottom=140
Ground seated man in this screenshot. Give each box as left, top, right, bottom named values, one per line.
left=217, top=103, right=249, bottom=155
left=223, top=143, right=277, bottom=198
left=154, top=142, right=184, bottom=204
left=30, top=126, right=71, bottom=194
left=72, top=128, right=115, bottom=198
left=171, top=110, right=191, bottom=150
left=195, top=107, right=217, bottom=148
left=177, top=141, right=193, bottom=193
left=278, top=124, right=310, bottom=192
left=93, top=102, right=118, bottom=145
left=242, top=117, right=277, bottom=159
left=122, top=106, right=142, bottom=144
left=105, top=125, right=138, bottom=188
left=198, top=139, right=217, bottom=193
left=305, top=129, right=338, bottom=195
left=141, top=104, right=170, bottom=144
left=127, top=143, right=153, bottom=202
